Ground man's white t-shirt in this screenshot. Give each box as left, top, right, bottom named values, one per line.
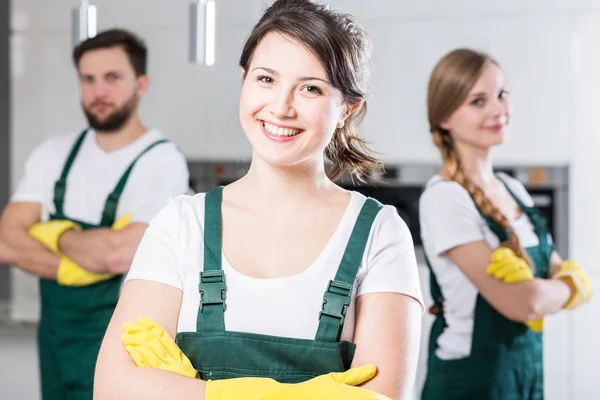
left=126, top=191, right=425, bottom=341
left=11, top=129, right=190, bottom=225
left=419, top=173, right=543, bottom=360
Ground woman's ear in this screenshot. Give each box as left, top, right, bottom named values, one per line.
left=439, top=117, right=451, bottom=131
left=338, top=101, right=362, bottom=128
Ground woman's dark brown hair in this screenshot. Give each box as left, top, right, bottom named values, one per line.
left=427, top=48, right=528, bottom=262
left=239, top=0, right=381, bottom=182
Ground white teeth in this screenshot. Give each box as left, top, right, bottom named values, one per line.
left=263, top=121, right=302, bottom=137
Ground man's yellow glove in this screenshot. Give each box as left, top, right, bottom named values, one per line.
left=487, top=247, right=543, bottom=333
left=121, top=317, right=199, bottom=379
left=122, top=317, right=390, bottom=400
left=29, top=214, right=131, bottom=286
left=56, top=257, right=114, bottom=286
left=28, top=219, right=81, bottom=253
left=111, top=214, right=131, bottom=231
left=553, top=260, right=592, bottom=310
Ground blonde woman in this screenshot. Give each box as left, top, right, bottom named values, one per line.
left=419, top=48, right=592, bottom=399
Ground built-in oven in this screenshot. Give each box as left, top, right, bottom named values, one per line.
left=338, top=183, right=424, bottom=247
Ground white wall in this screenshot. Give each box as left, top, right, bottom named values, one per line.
left=7, top=0, right=600, bottom=399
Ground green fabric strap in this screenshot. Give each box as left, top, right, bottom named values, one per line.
left=482, top=176, right=553, bottom=264
left=315, top=197, right=383, bottom=342
left=99, top=139, right=169, bottom=226
left=53, top=129, right=88, bottom=217
left=197, top=187, right=226, bottom=333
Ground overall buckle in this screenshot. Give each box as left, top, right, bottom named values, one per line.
left=319, top=280, right=352, bottom=326
left=199, top=270, right=226, bottom=311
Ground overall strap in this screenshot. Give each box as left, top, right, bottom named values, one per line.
left=196, top=187, right=226, bottom=333
left=496, top=175, right=554, bottom=270
left=315, top=197, right=383, bottom=342
left=424, top=252, right=445, bottom=317
left=99, top=139, right=169, bottom=227
left=52, top=129, right=88, bottom=218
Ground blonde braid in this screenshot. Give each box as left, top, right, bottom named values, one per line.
left=432, top=130, right=530, bottom=264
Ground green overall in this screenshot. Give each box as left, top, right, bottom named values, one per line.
left=421, top=178, right=553, bottom=400
left=38, top=129, right=168, bottom=400
left=175, top=187, right=383, bottom=383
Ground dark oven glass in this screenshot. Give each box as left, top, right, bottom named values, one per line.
left=339, top=184, right=424, bottom=246
left=526, top=188, right=555, bottom=241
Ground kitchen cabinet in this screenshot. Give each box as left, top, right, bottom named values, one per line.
left=574, top=0, right=600, bottom=12
left=10, top=30, right=84, bottom=186
left=488, top=15, right=571, bottom=165
left=139, top=26, right=253, bottom=160
left=11, top=0, right=72, bottom=31
left=569, top=13, right=600, bottom=274
left=12, top=0, right=264, bottom=32
left=327, top=0, right=569, bottom=21
left=356, top=15, right=570, bottom=165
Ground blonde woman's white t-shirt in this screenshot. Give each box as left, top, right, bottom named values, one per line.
left=419, top=173, right=541, bottom=360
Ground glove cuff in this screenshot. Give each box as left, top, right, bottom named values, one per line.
left=553, top=269, right=589, bottom=309
left=57, top=257, right=76, bottom=285
left=57, top=257, right=114, bottom=287
left=51, top=220, right=81, bottom=252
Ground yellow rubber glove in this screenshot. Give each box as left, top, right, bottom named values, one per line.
left=122, top=318, right=390, bottom=399
left=56, top=257, right=114, bottom=286
left=30, top=214, right=131, bottom=286
left=28, top=219, right=81, bottom=253
left=206, top=364, right=390, bottom=400
left=487, top=247, right=542, bottom=333
left=121, top=317, right=199, bottom=378
left=553, top=260, right=593, bottom=309
left=487, top=247, right=534, bottom=283
left=524, top=318, right=544, bottom=333
left=55, top=214, right=131, bottom=286
left=111, top=213, right=132, bottom=231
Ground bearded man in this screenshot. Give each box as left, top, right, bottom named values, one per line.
left=0, top=28, right=189, bottom=400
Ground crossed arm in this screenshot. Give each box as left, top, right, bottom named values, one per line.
left=0, top=201, right=147, bottom=278
left=447, top=241, right=571, bottom=323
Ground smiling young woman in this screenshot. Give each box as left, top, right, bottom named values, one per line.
left=94, top=1, right=425, bottom=399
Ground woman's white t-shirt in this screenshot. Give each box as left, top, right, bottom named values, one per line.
left=11, top=129, right=190, bottom=224
left=126, top=190, right=424, bottom=341
left=419, top=173, right=543, bottom=360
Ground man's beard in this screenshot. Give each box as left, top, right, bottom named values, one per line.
left=83, top=93, right=139, bottom=133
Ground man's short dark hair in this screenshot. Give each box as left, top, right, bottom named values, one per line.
left=73, top=28, right=147, bottom=76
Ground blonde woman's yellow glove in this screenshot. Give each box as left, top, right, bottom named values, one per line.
left=553, top=260, right=592, bottom=309
left=487, top=248, right=534, bottom=283
left=487, top=248, right=542, bottom=332
left=524, top=318, right=544, bottom=333
left=206, top=363, right=390, bottom=400
left=121, top=317, right=198, bottom=378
